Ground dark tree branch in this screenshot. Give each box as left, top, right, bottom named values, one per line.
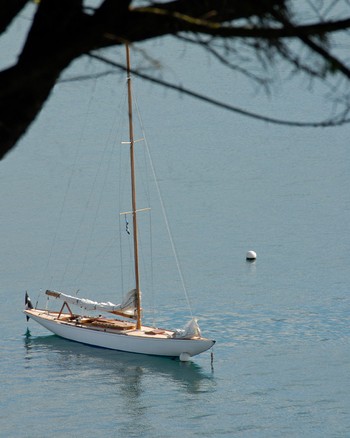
left=268, top=8, right=350, bottom=79
left=0, top=0, right=28, bottom=35
left=133, top=7, right=350, bottom=39
left=0, top=0, right=131, bottom=158
left=1, top=0, right=350, bottom=159
left=88, top=53, right=350, bottom=128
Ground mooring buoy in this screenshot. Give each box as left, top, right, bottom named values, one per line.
left=246, top=250, right=257, bottom=261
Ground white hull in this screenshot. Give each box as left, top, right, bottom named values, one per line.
left=24, top=309, right=215, bottom=359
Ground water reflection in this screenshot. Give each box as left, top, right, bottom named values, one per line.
left=23, top=331, right=214, bottom=395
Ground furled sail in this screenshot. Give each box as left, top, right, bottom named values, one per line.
left=45, top=289, right=138, bottom=318
left=173, top=318, right=202, bottom=339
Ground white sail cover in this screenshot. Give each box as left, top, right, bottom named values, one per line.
left=45, top=289, right=138, bottom=317
left=173, top=318, right=202, bottom=339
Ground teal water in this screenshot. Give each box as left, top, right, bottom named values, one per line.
left=1, top=31, right=350, bottom=437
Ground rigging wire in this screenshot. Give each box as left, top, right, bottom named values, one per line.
left=118, top=76, right=156, bottom=322
left=133, top=92, right=194, bottom=318
left=133, top=95, right=156, bottom=324
left=70, top=87, right=124, bottom=291
left=40, top=79, right=99, bottom=292
left=41, top=57, right=193, bottom=319
left=64, top=119, right=114, bottom=288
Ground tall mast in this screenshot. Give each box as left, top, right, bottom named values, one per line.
left=126, top=43, right=142, bottom=330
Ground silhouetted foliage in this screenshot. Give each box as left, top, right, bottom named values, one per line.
left=1, top=0, right=350, bottom=158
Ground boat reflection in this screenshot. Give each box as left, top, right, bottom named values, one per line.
left=23, top=330, right=215, bottom=395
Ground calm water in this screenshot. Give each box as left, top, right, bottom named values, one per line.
left=1, top=32, right=350, bottom=437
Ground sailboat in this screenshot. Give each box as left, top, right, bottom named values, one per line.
left=24, top=45, right=215, bottom=361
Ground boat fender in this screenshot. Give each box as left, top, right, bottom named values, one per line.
left=179, top=352, right=191, bottom=362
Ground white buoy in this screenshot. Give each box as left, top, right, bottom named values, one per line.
left=246, top=250, right=257, bottom=261
left=179, top=352, right=191, bottom=362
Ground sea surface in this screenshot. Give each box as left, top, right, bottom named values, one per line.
left=1, top=17, right=350, bottom=438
